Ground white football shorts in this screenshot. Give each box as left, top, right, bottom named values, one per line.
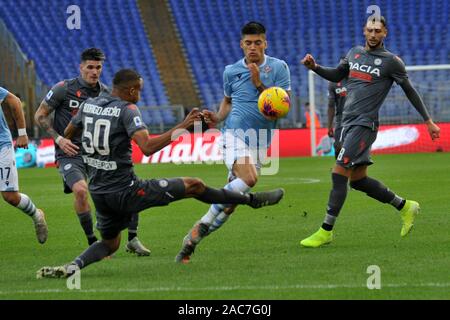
left=0, top=145, right=19, bottom=192
left=219, top=130, right=267, bottom=174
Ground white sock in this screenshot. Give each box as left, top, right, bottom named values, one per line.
left=17, top=193, right=38, bottom=221
left=200, top=178, right=251, bottom=232
left=208, top=211, right=230, bottom=232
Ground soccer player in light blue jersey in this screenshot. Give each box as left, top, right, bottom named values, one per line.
left=0, top=87, right=48, bottom=243
left=175, top=22, right=291, bottom=263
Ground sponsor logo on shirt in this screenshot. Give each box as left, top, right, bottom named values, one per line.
left=69, top=100, right=81, bottom=109
left=335, top=87, right=347, bottom=96
left=349, top=62, right=381, bottom=77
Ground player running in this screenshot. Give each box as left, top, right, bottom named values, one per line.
left=36, top=69, right=284, bottom=278
left=300, top=16, right=440, bottom=247
left=35, top=48, right=150, bottom=255
left=1, top=87, right=48, bottom=243
left=174, top=21, right=291, bottom=264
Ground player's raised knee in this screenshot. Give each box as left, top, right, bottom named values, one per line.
left=1, top=192, right=21, bottom=206
left=72, top=181, right=88, bottom=200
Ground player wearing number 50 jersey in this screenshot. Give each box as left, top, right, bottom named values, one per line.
left=36, top=69, right=284, bottom=278
left=34, top=48, right=149, bottom=255
left=300, top=16, right=440, bottom=247
left=0, top=87, right=47, bottom=244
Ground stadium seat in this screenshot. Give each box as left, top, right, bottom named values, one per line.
left=0, top=0, right=168, bottom=109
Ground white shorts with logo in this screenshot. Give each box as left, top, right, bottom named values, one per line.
left=219, top=131, right=268, bottom=178
left=0, top=145, right=19, bottom=192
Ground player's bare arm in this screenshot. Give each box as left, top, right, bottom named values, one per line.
left=4, top=92, right=28, bottom=148
left=202, top=97, right=232, bottom=127
left=133, top=108, right=202, bottom=156
left=35, top=101, right=79, bottom=156
left=64, top=122, right=82, bottom=141
left=399, top=79, right=440, bottom=140
left=248, top=63, right=267, bottom=93
left=301, top=54, right=348, bottom=83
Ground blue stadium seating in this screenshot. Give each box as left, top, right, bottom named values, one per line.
left=169, top=0, right=450, bottom=111
left=1, top=0, right=449, bottom=125
left=0, top=0, right=175, bottom=124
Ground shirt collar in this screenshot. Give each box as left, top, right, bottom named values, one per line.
left=241, top=54, right=268, bottom=68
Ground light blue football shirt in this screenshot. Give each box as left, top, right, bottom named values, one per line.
left=222, top=55, right=291, bottom=147
left=0, top=87, right=13, bottom=149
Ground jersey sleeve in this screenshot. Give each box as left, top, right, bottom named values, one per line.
left=390, top=56, right=408, bottom=85
left=44, top=81, right=67, bottom=110
left=122, top=104, right=148, bottom=137
left=327, top=83, right=336, bottom=103
left=0, top=87, right=9, bottom=102
left=70, top=102, right=84, bottom=128
left=275, top=60, right=291, bottom=91
left=223, top=67, right=232, bottom=98
left=339, top=50, right=351, bottom=73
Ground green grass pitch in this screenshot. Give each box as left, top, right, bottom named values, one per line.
left=1, top=153, right=449, bottom=300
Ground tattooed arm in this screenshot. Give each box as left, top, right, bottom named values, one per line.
left=35, top=100, right=79, bottom=156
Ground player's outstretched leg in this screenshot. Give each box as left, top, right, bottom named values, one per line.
left=400, top=200, right=420, bottom=237
left=175, top=180, right=284, bottom=263
left=37, top=236, right=120, bottom=279
left=194, top=185, right=284, bottom=209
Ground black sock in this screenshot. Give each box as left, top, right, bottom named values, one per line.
left=128, top=212, right=139, bottom=241
left=88, top=235, right=98, bottom=245
left=350, top=176, right=404, bottom=209
left=398, top=199, right=406, bottom=210
left=195, top=186, right=250, bottom=205
left=326, top=173, right=349, bottom=217
left=321, top=223, right=334, bottom=231
left=77, top=211, right=95, bottom=241
left=73, top=241, right=112, bottom=270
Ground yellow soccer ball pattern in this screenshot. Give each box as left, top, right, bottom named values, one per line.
left=257, top=87, right=290, bottom=120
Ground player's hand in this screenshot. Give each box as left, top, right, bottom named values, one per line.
left=16, top=135, right=29, bottom=149
left=248, top=63, right=262, bottom=88
left=426, top=120, right=440, bottom=140
left=202, top=110, right=220, bottom=127
left=58, top=137, right=79, bottom=156
left=327, top=127, right=334, bottom=138
left=182, top=108, right=202, bottom=128
left=301, top=54, right=317, bottom=70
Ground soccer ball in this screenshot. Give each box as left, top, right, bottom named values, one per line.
left=258, top=87, right=290, bottom=120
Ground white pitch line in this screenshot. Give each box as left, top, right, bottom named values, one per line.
left=1, top=282, right=450, bottom=295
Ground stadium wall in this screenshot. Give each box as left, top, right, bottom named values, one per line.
left=33, top=124, right=449, bottom=168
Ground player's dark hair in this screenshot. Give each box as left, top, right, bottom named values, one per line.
left=81, top=48, right=106, bottom=62
left=241, top=21, right=266, bottom=37
left=366, top=15, right=387, bottom=27
left=113, top=69, right=141, bottom=88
